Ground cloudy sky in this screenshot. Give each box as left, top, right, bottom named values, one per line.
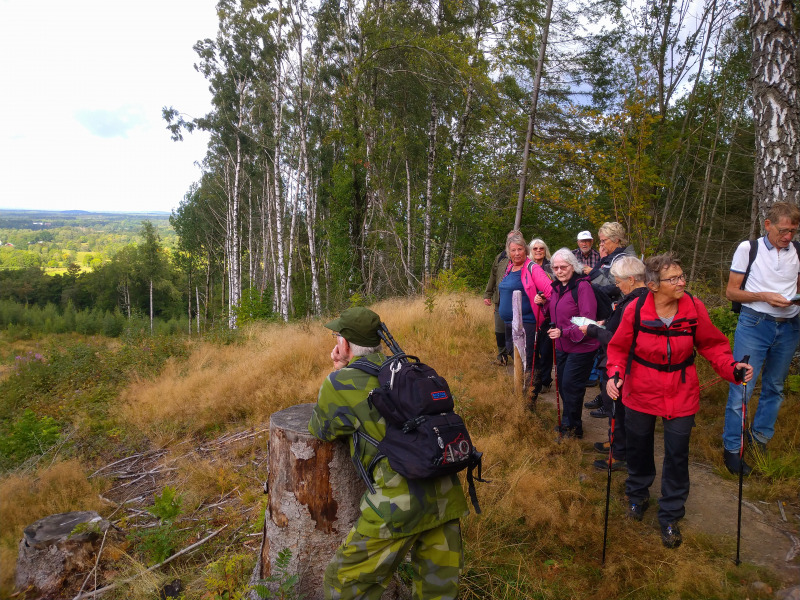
left=0, top=0, right=218, bottom=214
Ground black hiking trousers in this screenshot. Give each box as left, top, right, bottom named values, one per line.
left=624, top=407, right=695, bottom=526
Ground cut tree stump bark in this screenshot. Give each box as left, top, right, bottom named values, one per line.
left=15, top=511, right=109, bottom=599
left=251, top=402, right=408, bottom=599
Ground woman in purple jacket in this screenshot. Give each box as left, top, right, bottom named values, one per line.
left=535, top=248, right=599, bottom=438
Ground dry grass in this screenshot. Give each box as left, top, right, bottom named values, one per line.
left=2, top=294, right=794, bottom=599
left=0, top=460, right=103, bottom=594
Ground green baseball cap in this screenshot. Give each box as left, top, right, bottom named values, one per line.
left=325, top=307, right=382, bottom=347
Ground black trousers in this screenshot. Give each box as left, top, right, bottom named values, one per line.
left=600, top=375, right=627, bottom=460
left=625, top=407, right=694, bottom=526
left=534, top=322, right=553, bottom=389
left=555, top=349, right=596, bottom=430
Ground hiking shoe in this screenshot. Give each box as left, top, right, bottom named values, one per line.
left=590, top=406, right=611, bottom=419
left=554, top=425, right=583, bottom=439
left=626, top=499, right=649, bottom=521
left=584, top=395, right=602, bottom=409
left=495, top=352, right=508, bottom=366
left=593, top=458, right=627, bottom=472
left=594, top=441, right=611, bottom=454
left=723, top=450, right=752, bottom=476
left=660, top=522, right=683, bottom=549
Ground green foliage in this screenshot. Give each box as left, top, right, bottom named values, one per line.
left=151, top=486, right=183, bottom=521
left=0, top=409, right=61, bottom=469
left=127, top=486, right=185, bottom=565
left=750, top=445, right=800, bottom=480
left=0, top=336, right=188, bottom=472
left=429, top=269, right=470, bottom=294
left=235, top=288, right=277, bottom=325
left=423, top=289, right=437, bottom=314
left=708, top=306, right=739, bottom=338
left=252, top=548, right=303, bottom=600
left=203, top=554, right=255, bottom=600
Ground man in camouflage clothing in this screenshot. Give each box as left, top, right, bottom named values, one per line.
left=308, top=307, right=468, bottom=600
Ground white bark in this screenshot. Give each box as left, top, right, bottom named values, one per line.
left=750, top=0, right=800, bottom=217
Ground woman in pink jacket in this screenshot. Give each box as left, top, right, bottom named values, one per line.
left=606, top=253, right=752, bottom=549
left=497, top=230, right=552, bottom=404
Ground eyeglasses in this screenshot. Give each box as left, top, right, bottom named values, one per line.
left=533, top=247, right=545, bottom=251
left=598, top=237, right=609, bottom=245
left=331, top=332, right=342, bottom=339
left=552, top=265, right=571, bottom=271
left=660, top=273, right=686, bottom=285
left=777, top=227, right=799, bottom=236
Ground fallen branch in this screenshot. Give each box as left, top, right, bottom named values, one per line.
left=71, top=525, right=228, bottom=600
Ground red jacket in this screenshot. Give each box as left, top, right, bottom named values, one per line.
left=606, top=292, right=739, bottom=419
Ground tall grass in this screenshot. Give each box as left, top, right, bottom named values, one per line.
left=1, top=294, right=792, bottom=599
left=0, top=460, right=103, bottom=593
left=113, top=294, right=786, bottom=598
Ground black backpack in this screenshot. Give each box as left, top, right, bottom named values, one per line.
left=731, top=239, right=800, bottom=313
left=349, top=324, right=486, bottom=513
left=563, top=277, right=614, bottom=321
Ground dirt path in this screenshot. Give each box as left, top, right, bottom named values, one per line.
left=533, top=384, right=800, bottom=583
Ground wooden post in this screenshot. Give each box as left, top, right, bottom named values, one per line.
left=512, top=290, right=526, bottom=395
left=252, top=403, right=407, bottom=599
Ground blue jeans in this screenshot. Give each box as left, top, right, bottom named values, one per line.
left=722, top=307, right=800, bottom=451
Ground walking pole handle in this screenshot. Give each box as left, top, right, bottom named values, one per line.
left=734, top=355, right=750, bottom=383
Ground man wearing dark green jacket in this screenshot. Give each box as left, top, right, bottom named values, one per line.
left=309, top=307, right=468, bottom=600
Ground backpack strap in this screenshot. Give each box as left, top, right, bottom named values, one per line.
left=625, top=292, right=649, bottom=377
left=465, top=450, right=488, bottom=514
left=739, top=239, right=759, bottom=292
left=626, top=292, right=698, bottom=383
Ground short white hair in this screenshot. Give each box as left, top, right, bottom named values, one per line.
left=610, top=255, right=645, bottom=281
left=528, top=238, right=551, bottom=260
left=349, top=341, right=382, bottom=357
left=551, top=247, right=583, bottom=272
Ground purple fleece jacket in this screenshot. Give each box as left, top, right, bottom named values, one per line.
left=545, top=275, right=600, bottom=354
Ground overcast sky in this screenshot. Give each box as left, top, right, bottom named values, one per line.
left=0, top=0, right=218, bottom=214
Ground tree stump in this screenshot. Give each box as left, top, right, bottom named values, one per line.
left=251, top=403, right=407, bottom=600
left=15, top=511, right=109, bottom=599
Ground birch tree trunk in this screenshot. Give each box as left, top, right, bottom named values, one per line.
left=514, top=0, right=553, bottom=231
left=423, top=103, right=438, bottom=282
left=750, top=0, right=800, bottom=219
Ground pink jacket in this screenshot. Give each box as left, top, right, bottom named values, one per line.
left=504, top=258, right=553, bottom=325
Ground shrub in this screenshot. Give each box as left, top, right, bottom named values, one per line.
left=0, top=409, right=61, bottom=469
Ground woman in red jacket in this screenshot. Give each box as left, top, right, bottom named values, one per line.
left=606, top=253, right=752, bottom=549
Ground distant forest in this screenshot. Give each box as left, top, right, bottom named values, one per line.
left=3, top=0, right=799, bottom=331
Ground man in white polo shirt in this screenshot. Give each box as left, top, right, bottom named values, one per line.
left=723, top=202, right=800, bottom=475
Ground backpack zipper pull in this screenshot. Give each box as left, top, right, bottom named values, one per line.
left=434, top=426, right=444, bottom=449
left=389, top=361, right=402, bottom=390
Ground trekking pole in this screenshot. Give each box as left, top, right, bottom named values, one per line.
left=550, top=322, right=562, bottom=442
left=735, top=354, right=750, bottom=566
left=601, top=375, right=619, bottom=566
left=378, top=323, right=407, bottom=362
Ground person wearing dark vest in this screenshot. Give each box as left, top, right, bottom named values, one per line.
left=579, top=255, right=649, bottom=472
left=484, top=233, right=513, bottom=365
left=606, top=254, right=753, bottom=549
left=722, top=202, right=800, bottom=475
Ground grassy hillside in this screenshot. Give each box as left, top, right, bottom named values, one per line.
left=0, top=295, right=797, bottom=599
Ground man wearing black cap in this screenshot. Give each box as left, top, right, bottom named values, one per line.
left=309, top=307, right=468, bottom=600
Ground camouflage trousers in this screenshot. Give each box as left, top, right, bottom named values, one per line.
left=323, top=519, right=463, bottom=600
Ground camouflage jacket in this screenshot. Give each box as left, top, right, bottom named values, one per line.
left=308, top=352, right=468, bottom=539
